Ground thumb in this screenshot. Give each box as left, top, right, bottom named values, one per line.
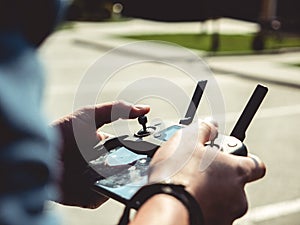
left=95, top=101, right=150, bottom=128
left=129, top=104, right=151, bottom=119
left=185, top=119, right=218, bottom=145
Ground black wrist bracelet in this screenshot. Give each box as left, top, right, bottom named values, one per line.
left=117, top=183, right=204, bottom=225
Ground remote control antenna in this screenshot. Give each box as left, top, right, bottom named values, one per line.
left=179, top=80, right=207, bottom=125
left=230, top=84, right=268, bottom=142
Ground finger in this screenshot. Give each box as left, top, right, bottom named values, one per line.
left=94, top=101, right=150, bottom=128
left=203, top=118, right=218, bottom=141
left=96, top=132, right=109, bottom=141
left=185, top=119, right=218, bottom=145
left=240, top=154, right=266, bottom=183
left=130, top=104, right=151, bottom=118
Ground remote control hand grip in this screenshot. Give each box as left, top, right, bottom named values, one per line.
left=221, top=135, right=247, bottom=156
left=205, top=135, right=247, bottom=157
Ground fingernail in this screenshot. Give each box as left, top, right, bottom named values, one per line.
left=135, top=104, right=150, bottom=109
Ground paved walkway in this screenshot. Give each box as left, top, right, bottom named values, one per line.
left=68, top=18, right=300, bottom=88
left=206, top=52, right=300, bottom=88
left=43, top=18, right=300, bottom=225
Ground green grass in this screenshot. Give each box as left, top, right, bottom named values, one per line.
left=121, top=33, right=300, bottom=54
left=290, top=63, right=300, bottom=68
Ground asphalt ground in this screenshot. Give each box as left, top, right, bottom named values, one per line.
left=40, top=19, right=300, bottom=225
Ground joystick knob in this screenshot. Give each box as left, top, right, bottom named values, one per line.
left=138, top=115, right=148, bottom=133
left=135, top=115, right=156, bottom=138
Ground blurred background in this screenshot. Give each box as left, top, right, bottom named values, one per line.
left=41, top=0, right=300, bottom=224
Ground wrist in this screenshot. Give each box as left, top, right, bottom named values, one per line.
left=131, top=194, right=189, bottom=225
left=118, top=183, right=204, bottom=225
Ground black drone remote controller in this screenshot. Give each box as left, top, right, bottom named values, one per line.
left=96, top=80, right=208, bottom=157
left=97, top=83, right=268, bottom=158
left=90, top=82, right=268, bottom=204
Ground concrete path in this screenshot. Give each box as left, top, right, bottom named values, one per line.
left=70, top=18, right=300, bottom=88
left=40, top=18, right=300, bottom=225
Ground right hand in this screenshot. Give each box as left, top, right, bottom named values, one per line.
left=149, top=120, right=266, bottom=225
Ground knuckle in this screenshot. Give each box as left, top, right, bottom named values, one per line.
left=239, top=198, right=249, bottom=217
left=112, top=100, right=122, bottom=107
left=260, top=162, right=267, bottom=178
left=236, top=200, right=248, bottom=218
left=231, top=194, right=248, bottom=219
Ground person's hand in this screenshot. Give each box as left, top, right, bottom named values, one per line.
left=52, top=101, right=150, bottom=208
left=149, top=120, right=266, bottom=225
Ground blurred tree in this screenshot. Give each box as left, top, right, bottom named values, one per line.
left=66, top=0, right=112, bottom=21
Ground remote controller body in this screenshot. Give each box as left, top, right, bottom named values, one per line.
left=90, top=83, right=267, bottom=204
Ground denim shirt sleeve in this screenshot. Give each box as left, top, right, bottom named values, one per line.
left=0, top=46, right=60, bottom=225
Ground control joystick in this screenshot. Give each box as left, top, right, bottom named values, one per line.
left=138, top=115, right=148, bottom=133
left=135, top=115, right=156, bottom=137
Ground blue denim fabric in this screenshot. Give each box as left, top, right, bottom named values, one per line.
left=0, top=1, right=64, bottom=222
left=0, top=34, right=61, bottom=225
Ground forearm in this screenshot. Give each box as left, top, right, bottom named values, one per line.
left=130, top=194, right=189, bottom=225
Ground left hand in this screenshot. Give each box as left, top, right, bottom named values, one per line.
left=52, top=101, right=150, bottom=208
